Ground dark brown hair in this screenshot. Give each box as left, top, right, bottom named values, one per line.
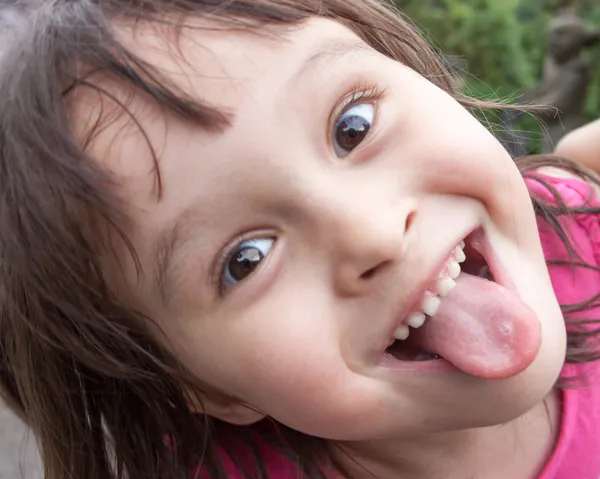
left=0, top=1, right=599, bottom=479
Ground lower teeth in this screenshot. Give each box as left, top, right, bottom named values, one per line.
left=414, top=353, right=441, bottom=361
left=386, top=340, right=441, bottom=362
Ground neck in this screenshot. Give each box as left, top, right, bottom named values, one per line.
left=336, top=390, right=561, bottom=479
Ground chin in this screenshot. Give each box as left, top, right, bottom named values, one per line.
left=478, top=319, right=565, bottom=426
left=447, top=335, right=564, bottom=431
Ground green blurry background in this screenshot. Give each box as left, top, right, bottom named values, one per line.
left=394, top=0, right=600, bottom=152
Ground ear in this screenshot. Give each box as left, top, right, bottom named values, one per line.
left=188, top=391, right=266, bottom=426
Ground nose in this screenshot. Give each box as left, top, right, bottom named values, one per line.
left=329, top=199, right=417, bottom=297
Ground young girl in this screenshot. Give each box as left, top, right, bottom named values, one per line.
left=0, top=1, right=599, bottom=478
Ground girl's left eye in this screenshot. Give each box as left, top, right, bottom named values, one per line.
left=333, top=103, right=375, bottom=158
left=220, top=238, right=275, bottom=291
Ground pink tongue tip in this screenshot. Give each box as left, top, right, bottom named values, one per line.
left=412, top=274, right=541, bottom=379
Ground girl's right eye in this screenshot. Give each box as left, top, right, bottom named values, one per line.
left=220, top=238, right=275, bottom=292
left=333, top=102, right=374, bottom=158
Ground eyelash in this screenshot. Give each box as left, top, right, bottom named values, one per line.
left=331, top=83, right=384, bottom=135
left=212, top=234, right=242, bottom=294
left=212, top=231, right=266, bottom=296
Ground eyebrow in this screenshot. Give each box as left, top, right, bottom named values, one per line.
left=153, top=38, right=369, bottom=305
left=155, top=205, right=208, bottom=306
left=287, top=38, right=371, bottom=89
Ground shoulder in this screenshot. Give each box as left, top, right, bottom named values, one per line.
left=554, top=119, right=600, bottom=174
left=529, top=173, right=600, bottom=479
left=195, top=423, right=305, bottom=478
left=541, top=361, right=600, bottom=479
left=525, top=168, right=600, bottom=301
left=529, top=167, right=600, bottom=201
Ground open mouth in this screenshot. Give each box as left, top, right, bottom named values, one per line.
left=461, top=235, right=495, bottom=282
left=385, top=339, right=441, bottom=362
left=384, top=228, right=496, bottom=362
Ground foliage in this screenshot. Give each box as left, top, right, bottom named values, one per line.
left=397, top=0, right=534, bottom=91
left=394, top=0, right=600, bottom=152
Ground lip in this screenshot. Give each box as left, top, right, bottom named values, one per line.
left=383, top=224, right=480, bottom=348
left=380, top=354, right=457, bottom=373
left=466, top=228, right=515, bottom=291
left=376, top=227, right=523, bottom=375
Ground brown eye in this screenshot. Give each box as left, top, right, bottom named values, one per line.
left=221, top=238, right=274, bottom=290
left=333, top=103, right=374, bottom=157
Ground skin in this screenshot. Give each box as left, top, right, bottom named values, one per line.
left=555, top=118, right=600, bottom=175
left=72, top=18, right=569, bottom=479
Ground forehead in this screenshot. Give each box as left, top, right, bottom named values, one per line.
left=117, top=17, right=366, bottom=109
left=71, top=17, right=369, bottom=183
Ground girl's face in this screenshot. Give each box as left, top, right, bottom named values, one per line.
left=78, top=18, right=566, bottom=440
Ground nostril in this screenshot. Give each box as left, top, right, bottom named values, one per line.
left=360, top=267, right=378, bottom=281
left=360, top=260, right=392, bottom=281
left=405, top=210, right=416, bottom=233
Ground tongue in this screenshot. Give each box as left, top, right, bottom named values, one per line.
left=411, top=274, right=541, bottom=379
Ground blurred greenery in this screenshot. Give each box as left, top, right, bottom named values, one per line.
left=394, top=0, right=600, bottom=152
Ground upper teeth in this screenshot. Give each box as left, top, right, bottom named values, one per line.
left=422, top=291, right=441, bottom=316
left=407, top=312, right=426, bottom=328
left=393, top=240, right=465, bottom=341
left=436, top=276, right=456, bottom=296
left=393, top=325, right=410, bottom=341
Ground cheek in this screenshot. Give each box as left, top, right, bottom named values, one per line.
left=178, top=287, right=384, bottom=437
left=234, top=302, right=360, bottom=428
left=400, top=86, right=531, bottom=232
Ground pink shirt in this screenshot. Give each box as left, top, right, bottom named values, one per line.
left=207, top=175, right=600, bottom=478
left=527, top=175, right=600, bottom=479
